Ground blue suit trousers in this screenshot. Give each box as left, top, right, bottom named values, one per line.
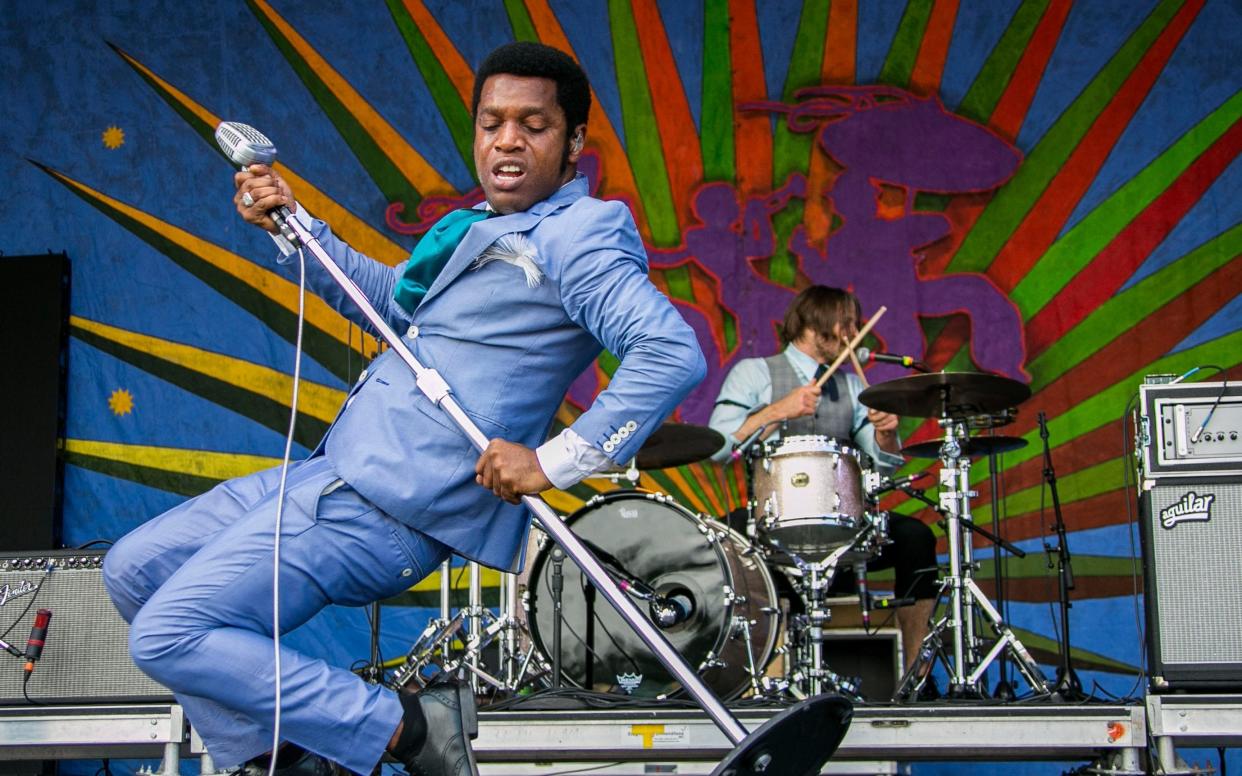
left=103, top=455, right=451, bottom=774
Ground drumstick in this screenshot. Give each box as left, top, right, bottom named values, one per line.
left=815, top=305, right=887, bottom=389
left=848, top=347, right=870, bottom=388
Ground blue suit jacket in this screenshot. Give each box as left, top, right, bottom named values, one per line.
left=284, top=176, right=706, bottom=570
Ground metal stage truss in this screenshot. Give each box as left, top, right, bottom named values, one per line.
left=10, top=698, right=1237, bottom=774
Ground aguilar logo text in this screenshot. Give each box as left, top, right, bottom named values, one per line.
left=1159, top=491, right=1216, bottom=529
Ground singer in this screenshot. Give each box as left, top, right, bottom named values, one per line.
left=102, top=42, right=704, bottom=776
left=707, top=286, right=938, bottom=686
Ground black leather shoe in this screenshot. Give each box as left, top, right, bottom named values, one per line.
left=398, top=678, right=479, bottom=776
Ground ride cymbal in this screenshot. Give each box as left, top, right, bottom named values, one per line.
left=859, top=372, right=1031, bottom=418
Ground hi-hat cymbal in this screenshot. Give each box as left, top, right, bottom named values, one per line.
left=859, top=372, right=1031, bottom=418
left=635, top=422, right=726, bottom=469
left=901, top=435, right=1029, bottom=459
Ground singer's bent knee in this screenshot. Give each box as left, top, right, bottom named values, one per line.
left=127, top=603, right=199, bottom=685
left=102, top=537, right=147, bottom=623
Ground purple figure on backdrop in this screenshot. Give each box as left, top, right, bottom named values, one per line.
left=645, top=176, right=805, bottom=422
left=751, top=86, right=1028, bottom=381
left=566, top=87, right=1027, bottom=430
left=566, top=153, right=806, bottom=424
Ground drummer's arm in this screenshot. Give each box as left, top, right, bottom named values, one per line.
left=848, top=374, right=904, bottom=474
left=730, top=390, right=815, bottom=445
left=869, top=408, right=901, bottom=454
left=708, top=361, right=820, bottom=462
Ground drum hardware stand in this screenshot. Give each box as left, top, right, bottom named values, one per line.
left=1039, top=411, right=1085, bottom=701
left=218, top=120, right=853, bottom=775
left=893, top=410, right=1048, bottom=701
left=986, top=437, right=1013, bottom=700
left=773, top=527, right=879, bottom=701
left=391, top=558, right=550, bottom=694
left=356, top=601, right=385, bottom=684
left=466, top=561, right=484, bottom=693
left=583, top=457, right=642, bottom=486
left=549, top=547, right=565, bottom=688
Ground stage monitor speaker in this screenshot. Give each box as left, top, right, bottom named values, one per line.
left=0, top=550, right=173, bottom=704
left=1141, top=478, right=1242, bottom=690
left=0, top=253, right=70, bottom=551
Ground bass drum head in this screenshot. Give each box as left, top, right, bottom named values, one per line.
left=526, top=491, right=776, bottom=699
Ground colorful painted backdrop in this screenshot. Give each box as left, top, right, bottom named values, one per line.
left=2, top=1, right=1239, bottom=772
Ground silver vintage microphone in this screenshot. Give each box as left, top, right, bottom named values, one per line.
left=214, top=121, right=298, bottom=253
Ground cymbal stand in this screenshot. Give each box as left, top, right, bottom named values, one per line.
left=987, top=441, right=1012, bottom=699
left=895, top=405, right=1049, bottom=700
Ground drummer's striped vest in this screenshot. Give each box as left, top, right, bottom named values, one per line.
left=764, top=353, right=854, bottom=443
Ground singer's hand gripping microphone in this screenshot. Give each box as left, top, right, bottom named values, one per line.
left=214, top=121, right=299, bottom=251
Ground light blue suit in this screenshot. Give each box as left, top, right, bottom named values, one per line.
left=314, top=175, right=705, bottom=569
left=103, top=175, right=705, bottom=773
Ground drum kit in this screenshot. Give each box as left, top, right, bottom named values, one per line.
left=388, top=371, right=1051, bottom=706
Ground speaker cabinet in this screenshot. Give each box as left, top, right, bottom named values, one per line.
left=0, top=550, right=172, bottom=704
left=1141, top=478, right=1242, bottom=690
left=0, top=253, right=70, bottom=551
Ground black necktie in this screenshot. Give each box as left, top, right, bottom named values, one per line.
left=813, top=364, right=839, bottom=402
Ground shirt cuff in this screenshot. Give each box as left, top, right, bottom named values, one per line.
left=536, top=428, right=611, bottom=490
left=271, top=202, right=314, bottom=261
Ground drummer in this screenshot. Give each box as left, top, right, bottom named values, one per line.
left=708, top=285, right=938, bottom=685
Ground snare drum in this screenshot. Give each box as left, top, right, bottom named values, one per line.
left=523, top=490, right=778, bottom=699
left=752, top=435, right=866, bottom=560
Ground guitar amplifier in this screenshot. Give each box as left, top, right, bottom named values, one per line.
left=1138, top=381, right=1242, bottom=690
left=0, top=550, right=173, bottom=704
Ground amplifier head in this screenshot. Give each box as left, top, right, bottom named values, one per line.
left=1139, top=381, right=1242, bottom=480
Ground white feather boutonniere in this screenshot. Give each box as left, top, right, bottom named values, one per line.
left=471, top=233, right=544, bottom=287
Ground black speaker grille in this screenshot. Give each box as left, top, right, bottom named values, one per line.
left=0, top=551, right=172, bottom=704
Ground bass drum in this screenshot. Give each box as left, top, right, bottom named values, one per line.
left=525, top=490, right=777, bottom=699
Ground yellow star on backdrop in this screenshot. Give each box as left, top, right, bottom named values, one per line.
left=102, top=125, right=125, bottom=149
left=108, top=388, right=134, bottom=416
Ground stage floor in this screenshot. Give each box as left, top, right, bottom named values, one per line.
left=0, top=699, right=1151, bottom=774
left=3, top=696, right=1240, bottom=774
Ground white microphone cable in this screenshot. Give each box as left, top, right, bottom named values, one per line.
left=268, top=242, right=307, bottom=776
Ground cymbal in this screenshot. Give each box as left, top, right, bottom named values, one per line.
left=901, top=435, right=1029, bottom=459
left=859, top=372, right=1031, bottom=418
left=635, top=422, right=725, bottom=469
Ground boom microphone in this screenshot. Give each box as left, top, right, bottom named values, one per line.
left=855, top=346, right=929, bottom=373
left=650, top=592, right=695, bottom=628
left=870, top=471, right=931, bottom=495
